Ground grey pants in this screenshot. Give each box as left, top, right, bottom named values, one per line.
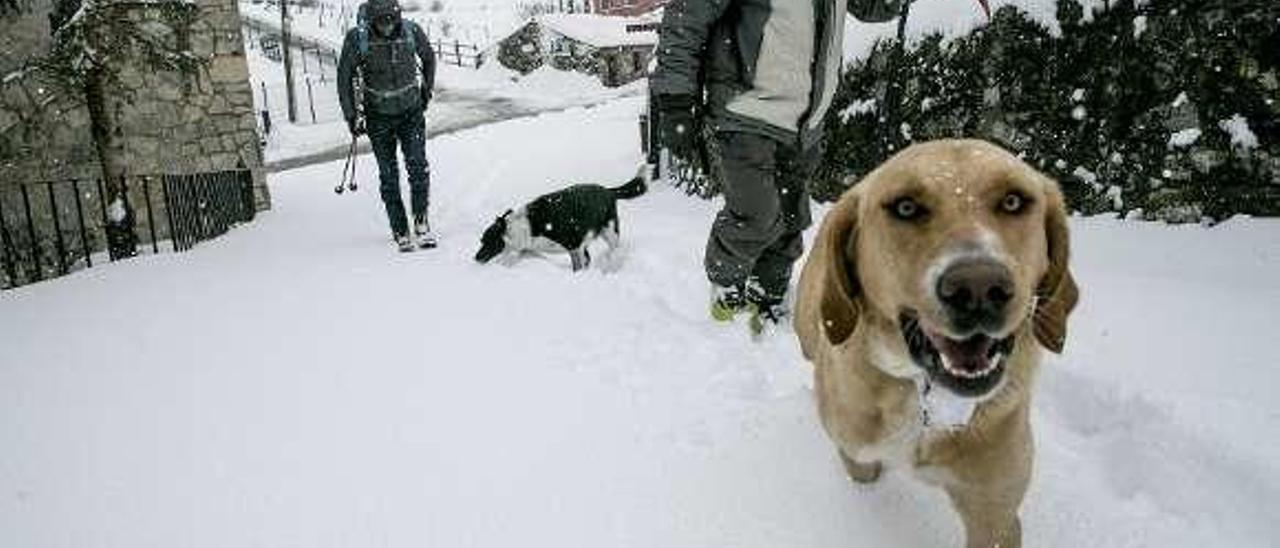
left=704, top=132, right=817, bottom=297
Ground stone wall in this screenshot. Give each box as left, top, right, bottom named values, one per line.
left=0, top=1, right=51, bottom=75
left=496, top=21, right=543, bottom=75
left=0, top=0, right=270, bottom=211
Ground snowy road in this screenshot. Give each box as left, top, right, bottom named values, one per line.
left=2, top=98, right=1279, bottom=547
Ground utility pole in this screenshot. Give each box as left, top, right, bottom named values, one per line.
left=281, top=0, right=299, bottom=123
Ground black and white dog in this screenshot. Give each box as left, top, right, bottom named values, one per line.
left=474, top=168, right=647, bottom=271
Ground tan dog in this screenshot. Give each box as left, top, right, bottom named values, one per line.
left=794, top=139, right=1078, bottom=548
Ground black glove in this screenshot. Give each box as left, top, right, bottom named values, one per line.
left=421, top=87, right=433, bottom=107
left=656, top=94, right=699, bottom=162
left=346, top=116, right=366, bottom=137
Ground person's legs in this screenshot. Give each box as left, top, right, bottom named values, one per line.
left=704, top=132, right=784, bottom=289
left=368, top=115, right=409, bottom=237
left=750, top=141, right=816, bottom=304
left=398, top=109, right=431, bottom=223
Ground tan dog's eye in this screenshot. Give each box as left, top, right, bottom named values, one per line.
left=999, top=192, right=1031, bottom=215
left=887, top=197, right=928, bottom=222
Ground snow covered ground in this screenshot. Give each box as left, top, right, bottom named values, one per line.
left=2, top=96, right=1279, bottom=547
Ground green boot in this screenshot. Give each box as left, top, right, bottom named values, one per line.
left=709, top=282, right=749, bottom=322
left=746, top=279, right=789, bottom=336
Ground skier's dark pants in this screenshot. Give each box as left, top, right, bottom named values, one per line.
left=704, top=132, right=817, bottom=297
left=368, top=108, right=430, bottom=236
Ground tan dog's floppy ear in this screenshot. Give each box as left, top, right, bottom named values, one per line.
left=820, top=195, right=861, bottom=345
left=1034, top=183, right=1079, bottom=353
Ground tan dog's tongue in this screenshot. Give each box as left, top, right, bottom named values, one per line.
left=926, top=332, right=994, bottom=373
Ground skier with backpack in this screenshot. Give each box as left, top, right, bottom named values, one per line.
left=338, top=0, right=438, bottom=251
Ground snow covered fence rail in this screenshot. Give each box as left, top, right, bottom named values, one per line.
left=0, top=169, right=255, bottom=291
left=427, top=37, right=485, bottom=69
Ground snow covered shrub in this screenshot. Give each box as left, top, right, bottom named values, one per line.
left=817, top=0, right=1279, bottom=221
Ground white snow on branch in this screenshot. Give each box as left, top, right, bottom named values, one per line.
left=1106, top=184, right=1123, bottom=209
left=1218, top=114, right=1258, bottom=150
left=1133, top=15, right=1147, bottom=38
left=839, top=98, right=876, bottom=121
left=1168, top=128, right=1202, bottom=148
left=1072, top=166, right=1100, bottom=190
left=3, top=68, right=33, bottom=85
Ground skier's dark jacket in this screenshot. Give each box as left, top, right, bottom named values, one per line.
left=650, top=0, right=902, bottom=149
left=337, top=2, right=436, bottom=120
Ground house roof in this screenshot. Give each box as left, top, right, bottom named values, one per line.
left=536, top=13, right=659, bottom=48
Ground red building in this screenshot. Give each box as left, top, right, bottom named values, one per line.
left=591, top=0, right=666, bottom=17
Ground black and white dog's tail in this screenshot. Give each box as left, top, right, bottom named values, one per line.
left=610, top=165, right=649, bottom=200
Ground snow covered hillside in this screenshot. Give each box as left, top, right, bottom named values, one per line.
left=2, top=97, right=1279, bottom=547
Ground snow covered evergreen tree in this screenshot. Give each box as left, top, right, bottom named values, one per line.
left=818, top=0, right=1279, bottom=221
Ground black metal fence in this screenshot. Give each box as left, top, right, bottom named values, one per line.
left=164, top=170, right=257, bottom=252
left=0, top=169, right=255, bottom=291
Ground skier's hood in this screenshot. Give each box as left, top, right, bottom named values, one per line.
left=366, top=0, right=402, bottom=24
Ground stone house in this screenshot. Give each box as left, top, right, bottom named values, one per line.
left=495, top=13, right=658, bottom=88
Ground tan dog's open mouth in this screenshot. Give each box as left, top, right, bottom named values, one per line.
left=900, top=311, right=1014, bottom=398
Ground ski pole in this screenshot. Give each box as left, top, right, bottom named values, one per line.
left=334, top=136, right=359, bottom=194
left=347, top=138, right=358, bottom=192
left=335, top=137, right=353, bottom=194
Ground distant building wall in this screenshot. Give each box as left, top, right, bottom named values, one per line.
left=591, top=0, right=665, bottom=17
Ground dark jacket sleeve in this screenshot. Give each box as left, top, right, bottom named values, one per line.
left=649, top=0, right=733, bottom=98
left=414, top=23, right=436, bottom=92
left=847, top=0, right=903, bottom=23
left=337, top=29, right=360, bottom=121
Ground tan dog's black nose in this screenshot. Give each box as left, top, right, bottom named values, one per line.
left=937, top=258, right=1014, bottom=332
